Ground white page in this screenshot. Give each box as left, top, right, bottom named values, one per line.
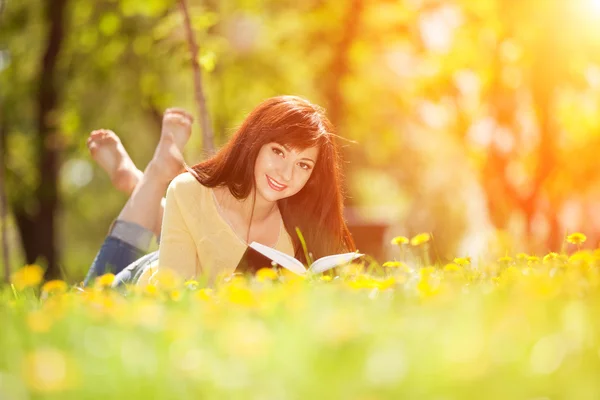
left=249, top=242, right=307, bottom=275
left=309, top=252, right=364, bottom=274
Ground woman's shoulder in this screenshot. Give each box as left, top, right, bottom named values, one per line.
left=168, top=172, right=210, bottom=199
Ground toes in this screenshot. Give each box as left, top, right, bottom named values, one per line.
left=163, top=114, right=192, bottom=129
left=164, top=108, right=194, bottom=123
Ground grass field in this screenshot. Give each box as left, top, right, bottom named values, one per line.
left=1, top=233, right=599, bottom=399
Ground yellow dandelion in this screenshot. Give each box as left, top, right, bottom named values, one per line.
left=566, top=232, right=587, bottom=245
left=184, top=279, right=199, bottom=290
left=569, top=250, right=593, bottom=265
left=225, top=286, right=256, bottom=307
left=320, top=275, right=333, bottom=282
left=170, top=290, right=183, bottom=301
left=41, top=280, right=68, bottom=296
left=443, top=263, right=463, bottom=272
left=150, top=269, right=180, bottom=290
left=527, top=256, right=540, bottom=263
left=95, top=273, right=115, bottom=288
left=11, top=264, right=44, bottom=290
left=416, top=278, right=439, bottom=298
left=382, top=261, right=407, bottom=268
left=497, top=256, right=513, bottom=264
left=453, top=257, right=471, bottom=266
left=256, top=268, right=278, bottom=282
left=144, top=284, right=159, bottom=297
left=377, top=277, right=396, bottom=290
left=543, top=252, right=559, bottom=263
left=410, top=233, right=431, bottom=246
left=195, top=288, right=213, bottom=301
left=390, top=236, right=409, bottom=246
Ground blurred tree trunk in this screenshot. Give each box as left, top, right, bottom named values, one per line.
left=480, top=4, right=563, bottom=252
left=0, top=119, right=9, bottom=282
left=12, top=0, right=68, bottom=279
left=323, top=0, right=364, bottom=128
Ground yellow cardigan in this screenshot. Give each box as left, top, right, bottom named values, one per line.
left=138, top=172, right=295, bottom=285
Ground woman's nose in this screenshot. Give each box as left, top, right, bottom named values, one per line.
left=278, top=160, right=293, bottom=182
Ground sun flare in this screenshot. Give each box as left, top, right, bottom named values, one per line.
left=587, top=0, right=600, bottom=14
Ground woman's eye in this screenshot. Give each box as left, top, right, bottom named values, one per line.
left=298, top=163, right=312, bottom=171
left=272, top=147, right=284, bottom=157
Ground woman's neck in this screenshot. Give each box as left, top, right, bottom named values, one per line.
left=216, top=186, right=278, bottom=224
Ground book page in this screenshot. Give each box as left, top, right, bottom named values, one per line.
left=249, top=242, right=307, bottom=275
left=309, top=252, right=364, bottom=274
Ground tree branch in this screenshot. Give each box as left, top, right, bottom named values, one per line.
left=178, top=0, right=214, bottom=156
left=0, top=116, right=10, bottom=283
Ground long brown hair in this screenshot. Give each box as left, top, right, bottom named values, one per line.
left=187, top=95, right=355, bottom=263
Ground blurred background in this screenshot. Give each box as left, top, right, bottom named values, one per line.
left=2, top=0, right=600, bottom=281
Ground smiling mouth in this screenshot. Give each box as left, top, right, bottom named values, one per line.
left=266, top=175, right=287, bottom=191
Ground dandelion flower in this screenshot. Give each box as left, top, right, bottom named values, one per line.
left=320, top=275, right=333, bottom=282
left=453, top=257, right=471, bottom=266
left=390, top=236, right=409, bottom=246
left=410, top=233, right=431, bottom=246
left=144, top=284, right=159, bottom=297
left=443, top=263, right=463, bottom=272
left=566, top=232, right=587, bottom=245
left=497, top=256, right=513, bottom=264
left=184, top=279, right=199, bottom=290
left=256, top=268, right=278, bottom=282
left=543, top=252, right=559, bottom=263
left=419, top=266, right=436, bottom=277
left=170, top=290, right=183, bottom=301
left=41, top=280, right=68, bottom=296
left=95, top=273, right=115, bottom=288
left=11, top=264, right=44, bottom=290
left=382, top=261, right=406, bottom=268
left=150, top=269, right=180, bottom=290
left=225, top=286, right=256, bottom=307
left=195, top=288, right=213, bottom=301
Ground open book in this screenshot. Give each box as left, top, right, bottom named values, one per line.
left=236, top=241, right=364, bottom=275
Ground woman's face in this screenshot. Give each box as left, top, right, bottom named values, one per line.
left=253, top=142, right=319, bottom=203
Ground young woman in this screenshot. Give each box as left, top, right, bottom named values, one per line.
left=83, top=95, right=355, bottom=286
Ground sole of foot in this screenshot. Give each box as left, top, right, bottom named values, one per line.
left=162, top=108, right=194, bottom=152
left=87, top=129, right=142, bottom=194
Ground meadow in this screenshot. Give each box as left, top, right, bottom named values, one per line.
left=1, top=233, right=599, bottom=399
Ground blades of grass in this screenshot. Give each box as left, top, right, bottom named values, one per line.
left=295, top=227, right=313, bottom=267
left=10, top=283, right=18, bottom=300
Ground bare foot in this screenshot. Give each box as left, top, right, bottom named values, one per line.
left=87, top=129, right=143, bottom=194
left=145, top=108, right=194, bottom=183
left=162, top=108, right=193, bottom=152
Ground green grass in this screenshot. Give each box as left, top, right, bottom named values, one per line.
left=2, top=246, right=600, bottom=399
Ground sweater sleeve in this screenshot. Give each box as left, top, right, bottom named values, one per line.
left=157, top=176, right=200, bottom=280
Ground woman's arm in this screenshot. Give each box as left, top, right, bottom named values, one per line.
left=157, top=176, right=199, bottom=280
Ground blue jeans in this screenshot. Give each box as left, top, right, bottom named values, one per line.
left=83, top=220, right=157, bottom=287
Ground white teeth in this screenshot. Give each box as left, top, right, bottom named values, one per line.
left=268, top=176, right=285, bottom=188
